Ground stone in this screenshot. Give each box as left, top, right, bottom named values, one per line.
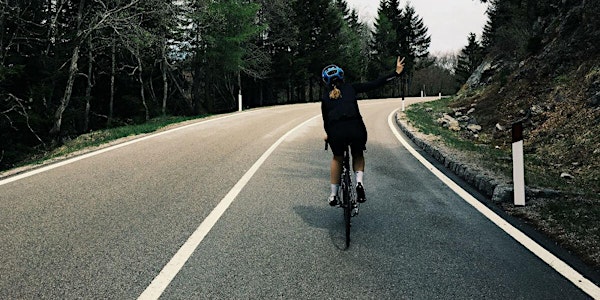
left=449, top=122, right=461, bottom=131
left=467, top=124, right=482, bottom=133
left=560, top=172, right=575, bottom=180
left=495, top=123, right=506, bottom=131
left=492, top=184, right=513, bottom=203
left=531, top=105, right=544, bottom=115
left=466, top=60, right=493, bottom=89
left=437, top=114, right=461, bottom=131
left=467, top=108, right=475, bottom=115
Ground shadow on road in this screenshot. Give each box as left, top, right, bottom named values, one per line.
left=293, top=204, right=350, bottom=250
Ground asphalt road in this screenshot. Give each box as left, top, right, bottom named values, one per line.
left=0, top=98, right=595, bottom=299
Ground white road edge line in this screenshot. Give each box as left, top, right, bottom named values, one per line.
left=138, top=115, right=320, bottom=300
left=387, top=109, right=600, bottom=299
left=0, top=111, right=261, bottom=186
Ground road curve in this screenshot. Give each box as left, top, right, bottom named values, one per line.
left=0, top=98, right=593, bottom=299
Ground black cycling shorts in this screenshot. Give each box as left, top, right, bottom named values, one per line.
left=327, top=119, right=367, bottom=157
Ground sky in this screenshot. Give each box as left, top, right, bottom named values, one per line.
left=345, top=0, right=489, bottom=54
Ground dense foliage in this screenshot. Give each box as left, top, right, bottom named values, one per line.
left=458, top=0, right=599, bottom=194
left=0, top=0, right=461, bottom=170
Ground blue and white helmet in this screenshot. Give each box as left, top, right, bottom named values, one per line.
left=322, top=65, right=344, bottom=85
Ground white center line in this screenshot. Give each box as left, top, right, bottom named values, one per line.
left=138, top=115, right=320, bottom=300
left=387, top=108, right=600, bottom=299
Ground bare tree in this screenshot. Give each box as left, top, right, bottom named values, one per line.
left=50, top=0, right=146, bottom=136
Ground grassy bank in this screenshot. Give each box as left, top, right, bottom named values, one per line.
left=6, top=115, right=209, bottom=172
left=405, top=97, right=600, bottom=269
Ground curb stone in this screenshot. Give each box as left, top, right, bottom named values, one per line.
left=394, top=112, right=561, bottom=204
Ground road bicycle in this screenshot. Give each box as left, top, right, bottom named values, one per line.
left=325, top=142, right=360, bottom=248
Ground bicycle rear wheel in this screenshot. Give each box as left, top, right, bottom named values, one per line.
left=344, top=198, right=351, bottom=248
left=341, top=173, right=352, bottom=248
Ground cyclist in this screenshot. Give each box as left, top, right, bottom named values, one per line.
left=322, top=56, right=405, bottom=206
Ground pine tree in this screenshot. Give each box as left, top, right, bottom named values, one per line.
left=291, top=0, right=344, bottom=102
left=189, top=0, right=262, bottom=112
left=455, top=33, right=483, bottom=84
left=369, top=1, right=399, bottom=78
left=400, top=4, right=431, bottom=74
left=369, top=0, right=431, bottom=97
left=333, top=0, right=369, bottom=83
left=255, top=0, right=298, bottom=104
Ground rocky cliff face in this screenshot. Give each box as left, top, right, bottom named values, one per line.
left=454, top=0, right=599, bottom=194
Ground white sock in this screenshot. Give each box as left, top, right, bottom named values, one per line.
left=355, top=171, right=364, bottom=185
left=330, top=184, right=340, bottom=196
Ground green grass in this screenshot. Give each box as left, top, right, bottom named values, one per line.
left=405, top=98, right=588, bottom=191
left=405, top=98, right=512, bottom=177
left=406, top=97, right=600, bottom=268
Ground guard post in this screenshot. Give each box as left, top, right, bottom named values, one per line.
left=401, top=75, right=406, bottom=112
left=512, top=121, right=526, bottom=206
left=238, top=90, right=242, bottom=112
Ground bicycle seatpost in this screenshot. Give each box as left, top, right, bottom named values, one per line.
left=324, top=141, right=329, bottom=151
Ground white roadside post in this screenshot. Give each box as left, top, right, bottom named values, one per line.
left=401, top=80, right=405, bottom=112
left=439, top=92, right=442, bottom=100
left=512, top=122, right=526, bottom=206
left=238, top=90, right=242, bottom=112
left=237, top=71, right=243, bottom=112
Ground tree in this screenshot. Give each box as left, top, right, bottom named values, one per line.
left=367, top=0, right=400, bottom=98
left=455, top=33, right=484, bottom=85
left=291, top=0, right=345, bottom=102
left=188, top=0, right=262, bottom=113
left=333, top=0, right=369, bottom=83
left=411, top=52, right=461, bottom=96
left=481, top=0, right=555, bottom=59
left=399, top=3, right=431, bottom=94
left=47, top=0, right=175, bottom=135
left=254, top=0, right=298, bottom=105
left=368, top=0, right=430, bottom=97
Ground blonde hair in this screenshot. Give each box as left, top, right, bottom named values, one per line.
left=329, top=85, right=342, bottom=99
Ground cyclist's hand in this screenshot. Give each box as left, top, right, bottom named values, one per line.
left=323, top=134, right=328, bottom=142
left=396, top=56, right=405, bottom=75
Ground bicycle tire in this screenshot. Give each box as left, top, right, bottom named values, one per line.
left=341, top=179, right=350, bottom=248
left=344, top=187, right=351, bottom=248
left=342, top=150, right=352, bottom=248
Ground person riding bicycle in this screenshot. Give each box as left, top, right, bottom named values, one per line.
left=322, top=56, right=405, bottom=206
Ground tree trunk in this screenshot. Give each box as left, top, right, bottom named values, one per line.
left=108, top=35, right=116, bottom=126
left=259, top=81, right=263, bottom=107
left=162, top=40, right=168, bottom=116
left=309, top=78, right=313, bottom=102
left=50, top=0, right=85, bottom=136
left=136, top=53, right=149, bottom=121
left=84, top=36, right=93, bottom=132
left=192, top=64, right=209, bottom=115
left=50, top=45, right=80, bottom=135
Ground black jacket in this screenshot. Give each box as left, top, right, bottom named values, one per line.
left=321, top=72, right=399, bottom=134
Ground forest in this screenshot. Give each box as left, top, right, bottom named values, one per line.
left=1, top=0, right=487, bottom=171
